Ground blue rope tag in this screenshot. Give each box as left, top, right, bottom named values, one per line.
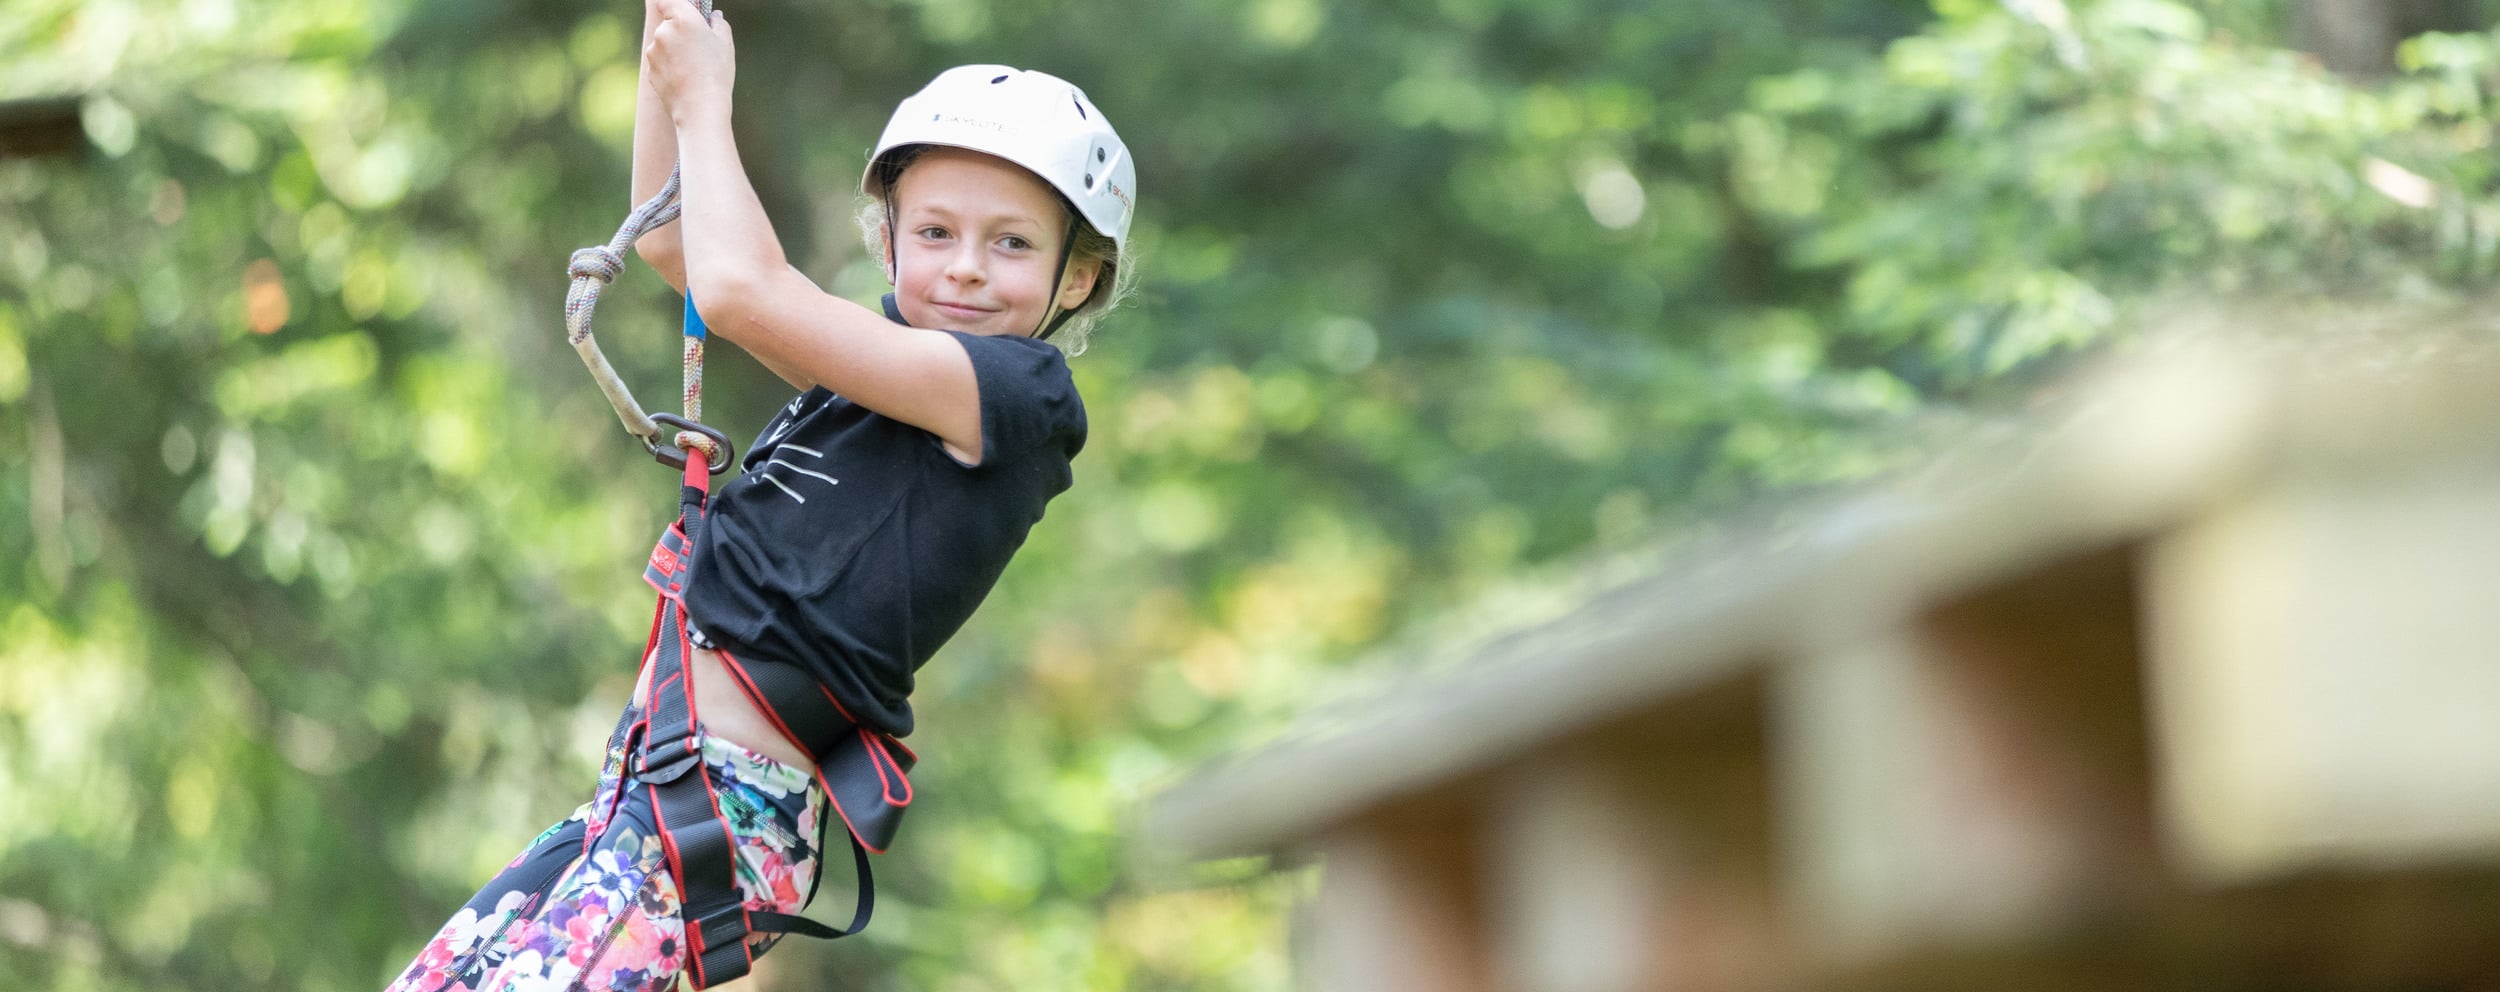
left=682, top=294, right=708, bottom=340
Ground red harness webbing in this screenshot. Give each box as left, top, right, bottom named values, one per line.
left=623, top=447, right=907, bottom=988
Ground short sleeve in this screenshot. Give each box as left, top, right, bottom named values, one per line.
left=945, top=330, right=1088, bottom=467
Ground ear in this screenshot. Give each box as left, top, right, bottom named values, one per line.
left=877, top=222, right=898, bottom=283
left=1055, top=255, right=1104, bottom=312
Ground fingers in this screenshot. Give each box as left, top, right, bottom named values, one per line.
left=641, top=0, right=733, bottom=123
left=647, top=0, right=727, bottom=52
left=649, top=0, right=706, bottom=32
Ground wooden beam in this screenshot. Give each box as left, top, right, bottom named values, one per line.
left=1306, top=804, right=1494, bottom=992
left=1482, top=722, right=1788, bottom=992
left=1484, top=759, right=1660, bottom=992
left=1779, top=548, right=2163, bottom=971
left=2146, top=454, right=2500, bottom=882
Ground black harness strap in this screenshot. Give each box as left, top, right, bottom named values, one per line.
left=629, top=446, right=895, bottom=989
left=716, top=648, right=918, bottom=853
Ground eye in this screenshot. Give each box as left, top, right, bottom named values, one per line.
left=999, top=234, right=1034, bottom=253
left=914, top=225, right=952, bottom=241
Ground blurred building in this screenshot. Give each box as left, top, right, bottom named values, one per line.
left=1147, top=327, right=2500, bottom=992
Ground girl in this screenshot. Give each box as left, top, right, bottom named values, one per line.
left=384, top=0, right=1135, bottom=986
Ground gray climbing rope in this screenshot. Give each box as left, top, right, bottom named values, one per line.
left=561, top=0, right=721, bottom=464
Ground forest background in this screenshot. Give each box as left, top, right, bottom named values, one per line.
left=5, top=0, right=2500, bottom=988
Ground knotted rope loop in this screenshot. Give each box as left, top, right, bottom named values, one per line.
left=562, top=179, right=702, bottom=449
left=560, top=0, right=723, bottom=471
left=569, top=246, right=627, bottom=284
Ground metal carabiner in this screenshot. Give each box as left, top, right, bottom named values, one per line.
left=647, top=413, right=735, bottom=476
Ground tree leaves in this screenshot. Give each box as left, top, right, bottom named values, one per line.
left=4, top=0, right=2498, bottom=988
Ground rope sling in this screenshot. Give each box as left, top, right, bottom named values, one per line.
left=559, top=0, right=727, bottom=472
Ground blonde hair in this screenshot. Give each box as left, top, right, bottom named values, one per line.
left=858, top=146, right=1136, bottom=355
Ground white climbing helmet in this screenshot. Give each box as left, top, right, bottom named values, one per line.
left=862, top=64, right=1136, bottom=247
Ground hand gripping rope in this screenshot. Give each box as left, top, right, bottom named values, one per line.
left=561, top=0, right=729, bottom=475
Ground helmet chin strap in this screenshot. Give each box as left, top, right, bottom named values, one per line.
left=883, top=192, right=902, bottom=286
left=1035, top=214, right=1082, bottom=341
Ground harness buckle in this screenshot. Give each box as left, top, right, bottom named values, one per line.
left=691, top=902, right=749, bottom=943
left=647, top=413, right=734, bottom=476
left=631, top=742, right=702, bottom=784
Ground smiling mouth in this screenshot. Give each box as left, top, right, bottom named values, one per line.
left=933, top=302, right=996, bottom=317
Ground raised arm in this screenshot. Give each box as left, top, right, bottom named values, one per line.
left=642, top=0, right=987, bottom=459
left=630, top=0, right=687, bottom=289
left=633, top=0, right=820, bottom=391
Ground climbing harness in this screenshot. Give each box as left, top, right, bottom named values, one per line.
left=627, top=446, right=915, bottom=988
left=555, top=5, right=915, bottom=984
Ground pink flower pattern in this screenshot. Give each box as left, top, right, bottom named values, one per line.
left=384, top=727, right=825, bottom=992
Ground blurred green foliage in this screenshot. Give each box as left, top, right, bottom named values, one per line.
left=3, top=0, right=2499, bottom=988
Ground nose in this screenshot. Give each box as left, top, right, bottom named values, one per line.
left=941, top=242, right=985, bottom=286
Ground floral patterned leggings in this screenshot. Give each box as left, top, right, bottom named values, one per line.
left=386, top=708, right=826, bottom=992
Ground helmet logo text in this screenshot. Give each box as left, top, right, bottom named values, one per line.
left=931, top=113, right=1014, bottom=134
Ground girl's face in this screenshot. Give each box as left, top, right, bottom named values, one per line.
left=888, top=148, right=1100, bottom=337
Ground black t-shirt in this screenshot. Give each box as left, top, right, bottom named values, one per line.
left=682, top=301, right=1086, bottom=737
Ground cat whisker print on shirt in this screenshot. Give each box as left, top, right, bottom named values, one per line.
left=753, top=392, right=809, bottom=452
left=758, top=444, right=838, bottom=504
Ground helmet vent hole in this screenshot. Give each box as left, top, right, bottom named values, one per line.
left=1096, top=148, right=1107, bottom=162
left=991, top=74, right=1009, bottom=83
left=1071, top=94, right=1088, bottom=119
left=1083, top=173, right=1095, bottom=188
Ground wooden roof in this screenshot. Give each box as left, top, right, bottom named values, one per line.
left=1146, top=314, right=2500, bottom=862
